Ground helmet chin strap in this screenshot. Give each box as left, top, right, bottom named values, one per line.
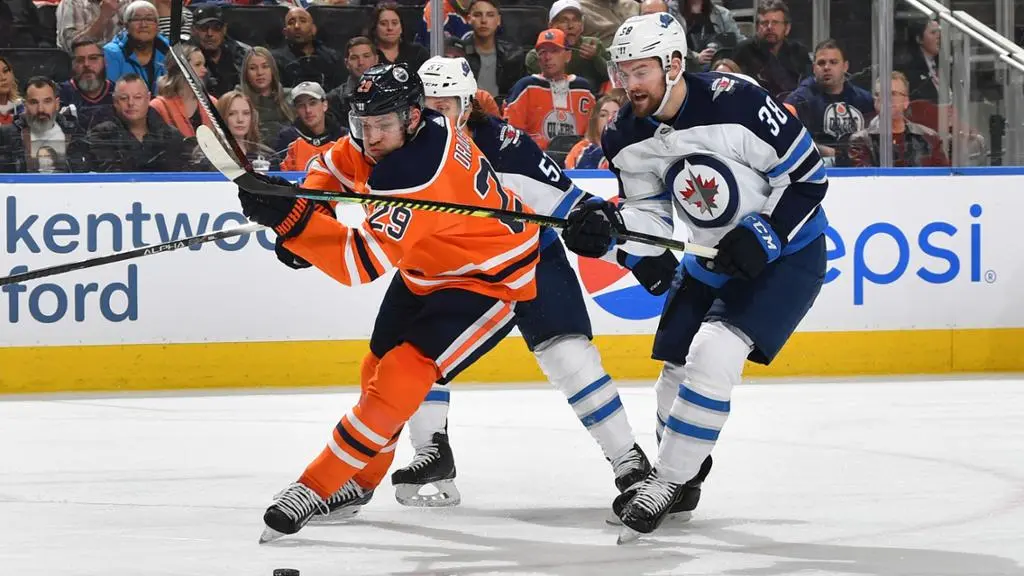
left=455, top=94, right=472, bottom=130
left=653, top=58, right=683, bottom=118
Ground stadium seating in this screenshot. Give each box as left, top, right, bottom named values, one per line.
left=0, top=48, right=71, bottom=89
left=220, top=5, right=289, bottom=50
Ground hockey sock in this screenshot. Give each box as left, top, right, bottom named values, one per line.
left=656, top=321, right=750, bottom=484
left=299, top=343, right=440, bottom=499
left=534, top=335, right=635, bottom=461
left=407, top=383, right=450, bottom=449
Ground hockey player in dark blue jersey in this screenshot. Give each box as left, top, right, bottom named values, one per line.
left=560, top=13, right=829, bottom=542
left=383, top=56, right=680, bottom=509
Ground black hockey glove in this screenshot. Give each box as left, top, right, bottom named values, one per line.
left=617, top=249, right=679, bottom=296
left=274, top=236, right=312, bottom=270
left=561, top=197, right=626, bottom=259
left=238, top=173, right=332, bottom=239
left=712, top=213, right=785, bottom=281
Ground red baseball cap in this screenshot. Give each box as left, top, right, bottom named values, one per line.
left=535, top=28, right=568, bottom=50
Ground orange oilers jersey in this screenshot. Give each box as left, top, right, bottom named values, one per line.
left=503, top=74, right=594, bottom=151
left=282, top=108, right=540, bottom=302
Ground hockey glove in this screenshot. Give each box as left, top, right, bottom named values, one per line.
left=617, top=249, right=679, bottom=296
left=561, top=197, right=626, bottom=259
left=238, top=173, right=332, bottom=239
left=712, top=213, right=784, bottom=281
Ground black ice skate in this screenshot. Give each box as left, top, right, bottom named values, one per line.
left=259, top=482, right=328, bottom=544
left=613, top=470, right=686, bottom=544
left=307, top=479, right=375, bottom=525
left=611, top=443, right=651, bottom=493
left=608, top=454, right=713, bottom=526
left=390, top=432, right=460, bottom=507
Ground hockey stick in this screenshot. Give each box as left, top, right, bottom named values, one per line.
left=166, top=41, right=252, bottom=170
left=0, top=223, right=265, bottom=286
left=195, top=126, right=719, bottom=258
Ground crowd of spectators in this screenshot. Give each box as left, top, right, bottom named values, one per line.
left=0, top=0, right=988, bottom=172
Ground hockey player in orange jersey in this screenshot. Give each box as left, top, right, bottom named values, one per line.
left=236, top=63, right=539, bottom=543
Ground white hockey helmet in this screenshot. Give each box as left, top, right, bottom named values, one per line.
left=608, top=13, right=688, bottom=115
left=418, top=56, right=477, bottom=127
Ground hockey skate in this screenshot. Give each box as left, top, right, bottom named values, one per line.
left=307, top=479, right=375, bottom=525
left=391, top=432, right=460, bottom=507
left=614, top=470, right=686, bottom=544
left=259, top=482, right=328, bottom=544
left=611, top=443, right=651, bottom=493
left=607, top=454, right=713, bottom=527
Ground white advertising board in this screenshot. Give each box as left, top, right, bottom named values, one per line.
left=2, top=174, right=1021, bottom=347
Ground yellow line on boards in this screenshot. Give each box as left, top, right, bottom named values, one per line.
left=2, top=329, right=1023, bottom=394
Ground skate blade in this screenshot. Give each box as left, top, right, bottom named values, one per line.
left=259, top=526, right=286, bottom=544
left=605, top=509, right=692, bottom=526
left=616, top=526, right=642, bottom=545
left=307, top=505, right=362, bottom=525
left=394, top=480, right=461, bottom=507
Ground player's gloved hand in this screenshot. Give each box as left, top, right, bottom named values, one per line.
left=238, top=173, right=331, bottom=238
left=561, top=197, right=626, bottom=258
left=617, top=249, right=679, bottom=296
left=274, top=236, right=312, bottom=270
left=712, top=213, right=784, bottom=281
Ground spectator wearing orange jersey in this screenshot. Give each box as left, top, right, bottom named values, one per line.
left=275, top=81, right=345, bottom=172
left=504, top=29, right=594, bottom=151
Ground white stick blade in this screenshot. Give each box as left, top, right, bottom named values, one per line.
left=197, top=125, right=246, bottom=181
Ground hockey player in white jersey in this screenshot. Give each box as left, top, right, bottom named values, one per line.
left=560, top=14, right=828, bottom=542
left=383, top=56, right=679, bottom=509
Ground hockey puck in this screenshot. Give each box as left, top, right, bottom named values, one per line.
left=273, top=570, right=299, bottom=576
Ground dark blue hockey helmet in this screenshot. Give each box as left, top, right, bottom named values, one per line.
left=348, top=63, right=425, bottom=119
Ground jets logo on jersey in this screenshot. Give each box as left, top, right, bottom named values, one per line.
left=499, top=124, right=521, bottom=150
left=710, top=76, right=738, bottom=101
left=823, top=101, right=865, bottom=139
left=665, top=154, right=740, bottom=229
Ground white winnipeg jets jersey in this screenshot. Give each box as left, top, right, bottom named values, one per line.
left=602, top=72, right=829, bottom=260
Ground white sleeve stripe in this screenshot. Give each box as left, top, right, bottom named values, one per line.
left=359, top=228, right=393, bottom=271
left=342, top=233, right=362, bottom=286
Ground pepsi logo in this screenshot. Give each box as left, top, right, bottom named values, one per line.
left=576, top=198, right=666, bottom=320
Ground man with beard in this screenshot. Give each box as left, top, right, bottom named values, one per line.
left=275, top=81, right=345, bottom=171
left=731, top=0, right=810, bottom=99
left=272, top=7, right=342, bottom=91
left=0, top=77, right=89, bottom=172
left=560, top=14, right=828, bottom=541
left=191, top=5, right=250, bottom=98
left=784, top=39, right=873, bottom=166
left=59, top=40, right=117, bottom=131
left=87, top=73, right=188, bottom=171
left=326, top=36, right=378, bottom=131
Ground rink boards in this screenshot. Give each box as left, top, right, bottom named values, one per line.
left=3, top=169, right=1023, bottom=393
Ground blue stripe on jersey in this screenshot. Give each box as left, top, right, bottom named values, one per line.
left=567, top=374, right=612, bottom=405
left=665, top=415, right=721, bottom=441
left=804, top=164, right=828, bottom=183
left=551, top=185, right=586, bottom=219
left=580, top=396, right=623, bottom=428
left=539, top=227, right=559, bottom=250
left=679, top=385, right=731, bottom=413
left=424, top=389, right=451, bottom=403
left=768, top=131, right=814, bottom=179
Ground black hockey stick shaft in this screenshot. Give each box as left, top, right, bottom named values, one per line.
left=196, top=126, right=717, bottom=258
left=0, top=223, right=265, bottom=286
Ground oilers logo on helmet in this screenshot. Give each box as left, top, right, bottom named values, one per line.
left=664, top=155, right=740, bottom=229
left=393, top=67, right=409, bottom=82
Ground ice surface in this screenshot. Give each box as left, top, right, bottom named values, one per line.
left=2, top=378, right=1024, bottom=576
